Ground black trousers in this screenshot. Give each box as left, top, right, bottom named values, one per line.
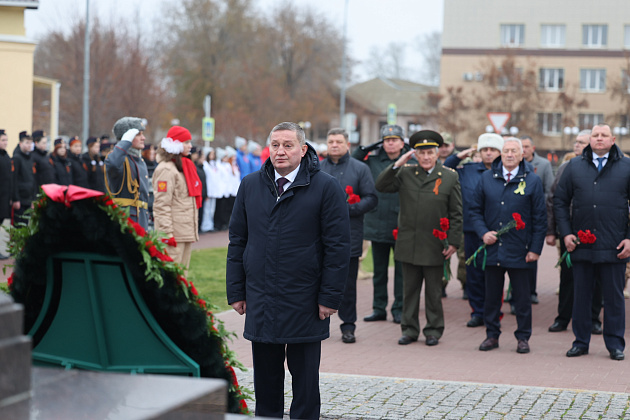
left=484, top=266, right=532, bottom=341
left=13, top=201, right=31, bottom=226
left=555, top=240, right=602, bottom=326
left=251, top=341, right=321, bottom=419
left=339, top=257, right=359, bottom=333
left=572, top=262, right=625, bottom=352
left=464, top=231, right=486, bottom=318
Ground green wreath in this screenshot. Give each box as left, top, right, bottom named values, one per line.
left=6, top=186, right=248, bottom=414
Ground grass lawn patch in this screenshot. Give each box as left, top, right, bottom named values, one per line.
left=188, top=247, right=231, bottom=312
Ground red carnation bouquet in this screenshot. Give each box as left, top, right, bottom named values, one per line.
left=556, top=229, right=596, bottom=268
left=466, top=213, right=526, bottom=270
left=345, top=185, right=361, bottom=204
left=433, top=218, right=451, bottom=281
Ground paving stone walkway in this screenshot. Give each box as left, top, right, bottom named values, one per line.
left=236, top=370, right=630, bottom=419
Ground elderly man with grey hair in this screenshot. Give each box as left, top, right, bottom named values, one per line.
left=105, top=117, right=150, bottom=229
left=546, top=129, right=603, bottom=334
left=469, top=136, right=546, bottom=354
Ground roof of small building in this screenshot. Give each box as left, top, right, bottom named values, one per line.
left=346, top=77, right=438, bottom=115
left=0, top=0, right=39, bottom=9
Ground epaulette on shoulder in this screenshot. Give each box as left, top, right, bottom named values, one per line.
left=443, top=166, right=456, bottom=173
left=403, top=163, right=418, bottom=167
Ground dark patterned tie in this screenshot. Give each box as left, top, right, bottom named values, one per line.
left=277, top=177, right=289, bottom=195
left=506, top=173, right=511, bottom=182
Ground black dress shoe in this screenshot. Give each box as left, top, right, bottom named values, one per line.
left=479, top=337, right=499, bottom=351
left=363, top=312, right=386, bottom=322
left=510, top=303, right=516, bottom=315
left=548, top=321, right=568, bottom=332
left=425, top=336, right=439, bottom=346
left=341, top=331, right=356, bottom=343
left=392, top=313, right=401, bottom=324
left=609, top=349, right=625, bottom=360
left=442, top=286, right=447, bottom=298
left=566, top=346, right=588, bottom=357
left=517, top=339, right=530, bottom=354
left=531, top=294, right=539, bottom=304
left=467, top=316, right=484, bottom=328
left=398, top=335, right=417, bottom=345
left=592, top=322, right=603, bottom=335
left=0, top=253, right=9, bottom=260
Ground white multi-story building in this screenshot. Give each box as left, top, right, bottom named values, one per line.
left=440, top=0, right=630, bottom=151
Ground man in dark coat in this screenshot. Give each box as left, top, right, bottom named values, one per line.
left=226, top=122, right=350, bottom=419
left=0, top=130, right=13, bottom=259
left=320, top=128, right=377, bottom=344
left=444, top=133, right=503, bottom=328
left=12, top=131, right=37, bottom=226
left=105, top=117, right=150, bottom=229
left=68, top=137, right=89, bottom=188
left=546, top=130, right=602, bottom=334
left=376, top=130, right=463, bottom=347
left=353, top=124, right=410, bottom=325
left=470, top=137, right=546, bottom=354
left=31, top=130, right=56, bottom=187
left=554, top=124, right=630, bottom=361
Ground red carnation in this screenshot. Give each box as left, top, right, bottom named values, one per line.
left=512, top=213, right=526, bottom=230
left=440, top=218, right=450, bottom=232
left=577, top=229, right=597, bottom=244
left=177, top=276, right=189, bottom=288
left=104, top=198, right=115, bottom=207
left=148, top=246, right=159, bottom=257
left=392, top=228, right=398, bottom=240
left=347, top=194, right=361, bottom=204
left=7, top=273, right=13, bottom=288
left=161, top=237, right=177, bottom=247
left=157, top=252, right=173, bottom=262
left=197, top=298, right=206, bottom=308
left=432, top=229, right=447, bottom=240
left=191, top=284, right=199, bottom=296
left=127, top=219, right=146, bottom=237
left=345, top=185, right=354, bottom=195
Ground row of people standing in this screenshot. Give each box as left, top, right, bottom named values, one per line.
left=0, top=130, right=113, bottom=227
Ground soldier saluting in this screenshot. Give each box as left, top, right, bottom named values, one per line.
left=105, top=117, right=150, bottom=229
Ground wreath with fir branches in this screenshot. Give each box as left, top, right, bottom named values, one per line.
left=6, top=185, right=248, bottom=414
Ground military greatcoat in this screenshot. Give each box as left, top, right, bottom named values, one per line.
left=375, top=160, right=463, bottom=266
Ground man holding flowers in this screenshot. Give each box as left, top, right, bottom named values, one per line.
left=376, top=130, right=462, bottom=347
left=554, top=123, right=630, bottom=361
left=469, top=137, right=546, bottom=354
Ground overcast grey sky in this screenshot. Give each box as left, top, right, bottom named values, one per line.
left=25, top=0, right=444, bottom=82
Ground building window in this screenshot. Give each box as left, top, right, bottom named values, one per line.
left=580, top=69, right=606, bottom=92
left=578, top=113, right=605, bottom=130
left=500, top=24, right=524, bottom=47
left=538, top=113, right=562, bottom=135
left=582, top=24, right=607, bottom=47
left=539, top=68, right=564, bottom=91
left=625, top=25, right=630, bottom=48
left=541, top=25, right=565, bottom=47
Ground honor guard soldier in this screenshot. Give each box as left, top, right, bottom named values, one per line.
left=105, top=117, right=150, bottom=229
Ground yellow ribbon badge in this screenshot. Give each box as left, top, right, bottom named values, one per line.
left=514, top=181, right=526, bottom=195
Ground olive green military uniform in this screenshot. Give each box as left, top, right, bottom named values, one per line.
left=375, top=160, right=463, bottom=340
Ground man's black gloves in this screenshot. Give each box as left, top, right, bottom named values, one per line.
left=360, top=140, right=383, bottom=153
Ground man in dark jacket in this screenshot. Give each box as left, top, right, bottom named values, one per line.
left=554, top=124, right=630, bottom=361
left=12, top=131, right=37, bottom=226
left=376, top=130, right=462, bottom=347
left=105, top=117, right=150, bottom=229
left=444, top=133, right=503, bottom=328
left=546, top=130, right=602, bottom=334
left=320, top=128, right=377, bottom=344
left=353, top=124, right=409, bottom=325
left=0, top=130, right=13, bottom=259
left=226, top=122, right=350, bottom=419
left=32, top=130, right=56, bottom=187
left=470, top=137, right=546, bottom=354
